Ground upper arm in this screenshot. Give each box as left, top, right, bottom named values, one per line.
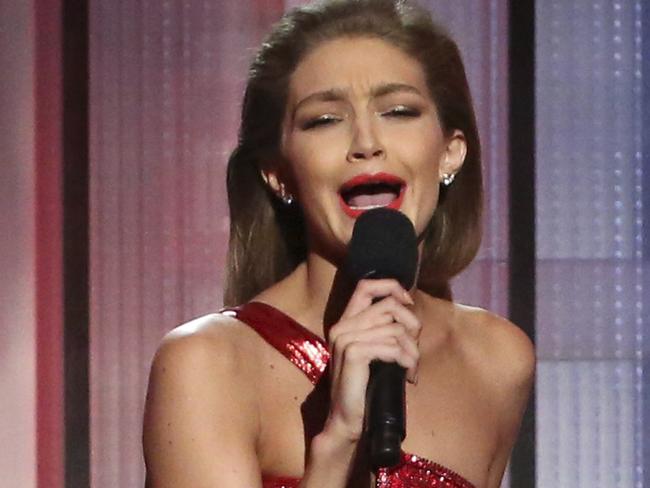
left=482, top=316, right=536, bottom=488
left=143, top=317, right=262, bottom=488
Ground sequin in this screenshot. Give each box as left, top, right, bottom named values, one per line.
left=222, top=303, right=328, bottom=384
left=221, top=302, right=476, bottom=488
left=375, top=452, right=475, bottom=487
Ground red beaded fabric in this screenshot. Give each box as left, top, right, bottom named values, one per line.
left=220, top=302, right=476, bottom=488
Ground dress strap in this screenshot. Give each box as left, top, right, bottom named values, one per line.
left=220, top=301, right=330, bottom=385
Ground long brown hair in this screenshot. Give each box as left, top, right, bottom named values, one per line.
left=224, top=0, right=482, bottom=306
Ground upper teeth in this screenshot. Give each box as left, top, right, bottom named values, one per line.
left=348, top=203, right=389, bottom=210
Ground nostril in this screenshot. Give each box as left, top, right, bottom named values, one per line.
left=349, top=147, right=385, bottom=161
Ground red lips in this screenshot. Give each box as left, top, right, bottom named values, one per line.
left=338, top=172, right=406, bottom=218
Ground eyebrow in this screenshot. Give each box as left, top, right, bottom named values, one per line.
left=292, top=82, right=424, bottom=115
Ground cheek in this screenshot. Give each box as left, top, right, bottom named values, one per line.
left=290, top=158, right=329, bottom=197
left=414, top=171, right=440, bottom=207
left=409, top=185, right=440, bottom=238
left=404, top=141, right=443, bottom=187
left=286, top=162, right=338, bottom=232
left=406, top=145, right=444, bottom=231
left=285, top=141, right=342, bottom=196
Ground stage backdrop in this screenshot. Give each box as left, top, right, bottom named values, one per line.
left=90, top=1, right=648, bottom=487
left=535, top=1, right=647, bottom=487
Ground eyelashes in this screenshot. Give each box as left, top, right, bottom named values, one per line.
left=301, top=114, right=340, bottom=130
left=384, top=106, right=421, bottom=118
left=300, top=106, right=422, bottom=131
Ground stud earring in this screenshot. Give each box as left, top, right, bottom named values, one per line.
left=441, top=173, right=456, bottom=186
left=279, top=185, right=294, bottom=205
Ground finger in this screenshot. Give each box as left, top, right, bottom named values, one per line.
left=333, top=322, right=408, bottom=350
left=394, top=332, right=420, bottom=383
left=330, top=322, right=401, bottom=372
left=332, top=324, right=418, bottom=376
left=329, top=304, right=401, bottom=343
left=370, top=297, right=421, bottom=337
left=341, top=279, right=413, bottom=319
left=343, top=340, right=414, bottom=370
left=333, top=295, right=413, bottom=340
left=352, top=326, right=419, bottom=382
left=330, top=300, right=419, bottom=358
left=330, top=300, right=422, bottom=355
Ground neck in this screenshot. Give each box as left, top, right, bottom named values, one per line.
left=304, top=252, right=338, bottom=312
left=281, top=250, right=356, bottom=339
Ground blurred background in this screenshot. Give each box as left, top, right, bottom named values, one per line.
left=1, top=0, right=647, bottom=487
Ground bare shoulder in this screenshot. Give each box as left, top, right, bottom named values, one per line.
left=450, top=305, right=535, bottom=486
left=454, top=303, right=536, bottom=390
left=143, top=313, right=265, bottom=487
left=153, top=312, right=261, bottom=372
left=147, top=313, right=264, bottom=399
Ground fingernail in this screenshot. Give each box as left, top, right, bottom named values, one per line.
left=403, top=291, right=415, bottom=305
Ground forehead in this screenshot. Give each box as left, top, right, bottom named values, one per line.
left=287, top=37, right=430, bottom=101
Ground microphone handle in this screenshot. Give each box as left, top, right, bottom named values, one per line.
left=366, top=360, right=406, bottom=469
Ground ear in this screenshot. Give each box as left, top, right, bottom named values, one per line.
left=439, top=130, right=467, bottom=181
left=260, top=166, right=283, bottom=195
left=260, top=163, right=296, bottom=205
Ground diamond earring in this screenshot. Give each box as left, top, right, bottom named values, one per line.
left=279, top=186, right=294, bottom=205
left=441, top=173, right=456, bottom=186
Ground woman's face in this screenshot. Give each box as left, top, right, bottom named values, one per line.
left=269, top=36, right=465, bottom=258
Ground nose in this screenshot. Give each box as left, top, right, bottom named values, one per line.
left=346, top=116, right=385, bottom=163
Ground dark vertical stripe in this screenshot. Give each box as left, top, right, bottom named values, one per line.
left=62, top=0, right=90, bottom=486
left=508, top=0, right=536, bottom=486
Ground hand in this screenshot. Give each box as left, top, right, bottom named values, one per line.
left=323, top=279, right=421, bottom=442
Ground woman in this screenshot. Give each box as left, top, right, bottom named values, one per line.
left=143, top=1, right=535, bottom=487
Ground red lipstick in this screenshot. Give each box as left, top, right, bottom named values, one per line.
left=338, top=172, right=406, bottom=218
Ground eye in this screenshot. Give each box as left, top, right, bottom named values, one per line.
left=382, top=105, right=421, bottom=118
left=301, top=114, right=341, bottom=130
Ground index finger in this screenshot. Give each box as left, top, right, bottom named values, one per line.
left=340, top=279, right=414, bottom=320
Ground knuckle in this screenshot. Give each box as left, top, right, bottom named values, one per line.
left=408, top=329, right=418, bottom=342
left=330, top=334, right=351, bottom=358
left=388, top=296, right=400, bottom=307
left=332, top=330, right=350, bottom=350
left=391, top=322, right=406, bottom=336
left=399, top=351, right=415, bottom=366
left=329, top=323, right=343, bottom=339
left=357, top=279, right=372, bottom=292
left=382, top=296, right=399, bottom=310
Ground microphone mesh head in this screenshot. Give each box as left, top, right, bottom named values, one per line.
left=344, top=208, right=418, bottom=289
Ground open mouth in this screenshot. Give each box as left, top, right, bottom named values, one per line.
left=339, top=172, right=406, bottom=218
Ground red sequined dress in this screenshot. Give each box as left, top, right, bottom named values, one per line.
left=220, top=302, right=476, bottom=488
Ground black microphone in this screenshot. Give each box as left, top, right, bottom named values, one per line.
left=344, top=208, right=418, bottom=469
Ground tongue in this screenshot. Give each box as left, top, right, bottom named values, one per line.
left=348, top=192, right=396, bottom=208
